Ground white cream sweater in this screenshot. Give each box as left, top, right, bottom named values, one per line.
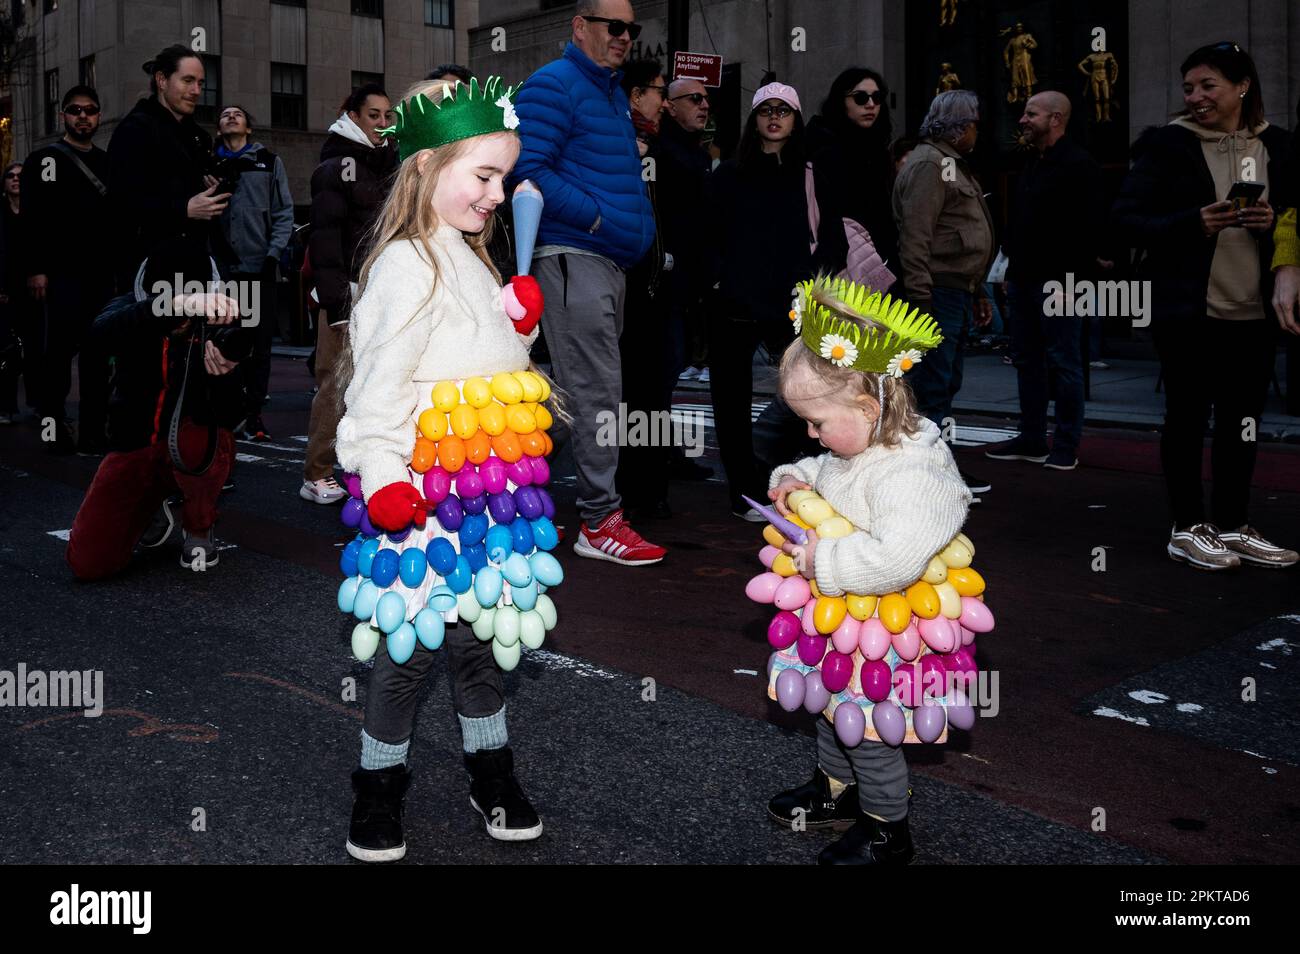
left=768, top=417, right=972, bottom=597
left=336, top=226, right=539, bottom=500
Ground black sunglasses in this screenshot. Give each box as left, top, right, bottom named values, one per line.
left=582, top=15, right=642, bottom=40
left=672, top=92, right=708, bottom=105
left=847, top=90, right=885, bottom=107
left=64, top=104, right=101, bottom=117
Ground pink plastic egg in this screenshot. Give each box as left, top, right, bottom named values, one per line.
left=767, top=610, right=801, bottom=650
left=892, top=621, right=921, bottom=661
left=479, top=457, right=508, bottom=495
left=959, top=623, right=976, bottom=646
left=422, top=466, right=451, bottom=503
left=892, top=662, right=922, bottom=708
left=797, top=632, right=828, bottom=667
left=507, top=458, right=534, bottom=487
left=858, top=618, right=892, bottom=661
left=959, top=596, right=995, bottom=633
left=758, top=545, right=781, bottom=569
left=830, top=615, right=861, bottom=655
left=745, top=571, right=783, bottom=604
left=918, top=615, right=957, bottom=654
left=860, top=659, right=892, bottom=703
left=528, top=455, right=550, bottom=485
left=918, top=654, right=947, bottom=698
left=800, top=599, right=819, bottom=636
left=820, top=650, right=854, bottom=694
left=774, top=576, right=812, bottom=611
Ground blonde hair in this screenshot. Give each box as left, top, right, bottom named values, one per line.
left=778, top=287, right=923, bottom=447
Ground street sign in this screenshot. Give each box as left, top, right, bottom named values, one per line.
left=672, top=51, right=723, bottom=88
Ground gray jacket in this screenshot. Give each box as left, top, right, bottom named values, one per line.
left=217, top=141, right=294, bottom=273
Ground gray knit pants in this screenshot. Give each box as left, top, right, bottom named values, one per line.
left=816, top=718, right=910, bottom=821
left=534, top=252, right=626, bottom=525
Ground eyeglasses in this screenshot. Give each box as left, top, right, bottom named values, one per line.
left=3, top=172, right=19, bottom=180
left=672, top=92, right=707, bottom=105
left=582, top=15, right=642, bottom=40
left=847, top=90, right=885, bottom=107
left=755, top=105, right=794, bottom=118
left=64, top=104, right=101, bottom=117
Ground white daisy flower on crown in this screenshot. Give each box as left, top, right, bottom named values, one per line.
left=789, top=285, right=804, bottom=333
left=819, top=333, right=858, bottom=368
left=497, top=95, right=520, bottom=129
left=886, top=348, right=924, bottom=378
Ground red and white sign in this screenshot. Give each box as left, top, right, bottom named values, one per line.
left=672, top=51, right=723, bottom=88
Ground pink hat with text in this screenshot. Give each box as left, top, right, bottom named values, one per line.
left=751, top=82, right=801, bottom=113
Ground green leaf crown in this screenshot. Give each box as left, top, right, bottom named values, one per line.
left=795, top=275, right=943, bottom=375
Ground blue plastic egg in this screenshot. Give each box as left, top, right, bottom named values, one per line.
left=529, top=551, right=564, bottom=587
left=413, top=609, right=445, bottom=651
left=426, top=537, right=457, bottom=575
left=426, top=585, right=457, bottom=613
left=485, top=525, right=514, bottom=563
left=459, top=512, right=488, bottom=547
left=340, top=539, right=362, bottom=577
left=530, top=516, right=558, bottom=552
left=463, top=542, right=488, bottom=572
left=375, top=591, right=407, bottom=635
left=353, top=579, right=380, bottom=620
left=370, top=548, right=400, bottom=588
left=337, top=577, right=361, bottom=613
left=512, top=579, right=539, bottom=611
left=387, top=622, right=417, bottom=664
left=511, top=517, right=535, bottom=554
left=357, top=538, right=381, bottom=576
left=474, top=565, right=504, bottom=607
left=399, top=547, right=428, bottom=587
left=446, top=555, right=473, bottom=593
left=502, top=552, right=532, bottom=588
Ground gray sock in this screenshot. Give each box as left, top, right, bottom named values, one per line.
left=458, top=706, right=508, bottom=753
left=360, top=729, right=409, bottom=769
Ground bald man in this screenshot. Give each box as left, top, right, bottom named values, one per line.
left=985, top=90, right=1104, bottom=471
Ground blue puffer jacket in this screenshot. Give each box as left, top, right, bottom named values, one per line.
left=512, top=43, right=654, bottom=269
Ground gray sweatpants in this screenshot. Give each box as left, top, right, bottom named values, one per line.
left=816, top=718, right=910, bottom=821
left=534, top=252, right=626, bottom=524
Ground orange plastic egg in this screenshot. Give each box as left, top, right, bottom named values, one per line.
left=905, top=581, right=941, bottom=619
left=813, top=596, right=848, bottom=635
left=878, top=593, right=912, bottom=634
left=516, top=431, right=544, bottom=457
left=465, top=430, right=492, bottom=465
left=478, top=403, right=507, bottom=437
left=491, top=431, right=523, bottom=463
left=437, top=435, right=466, bottom=472
left=947, top=566, right=986, bottom=597
left=410, top=437, right=436, bottom=474
left=540, top=431, right=554, bottom=455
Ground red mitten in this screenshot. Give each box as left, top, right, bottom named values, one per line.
left=367, top=482, right=423, bottom=533
left=508, top=275, right=544, bottom=336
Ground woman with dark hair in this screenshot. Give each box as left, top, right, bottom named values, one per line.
left=705, top=83, right=844, bottom=520
left=1112, top=41, right=1296, bottom=569
left=806, top=67, right=899, bottom=291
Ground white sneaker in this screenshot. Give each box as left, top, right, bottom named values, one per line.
left=301, top=477, right=347, bottom=504
left=678, top=367, right=700, bottom=381
left=732, top=507, right=767, bottom=523
left=697, top=369, right=711, bottom=385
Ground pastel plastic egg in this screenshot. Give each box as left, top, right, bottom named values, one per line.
left=959, top=596, right=995, bottom=633
left=514, top=486, right=544, bottom=521
left=771, top=553, right=799, bottom=578
left=872, top=700, right=906, bottom=746
left=528, top=455, right=550, bottom=485
left=435, top=495, right=464, bottom=532
left=535, top=593, right=558, bottom=630
left=505, top=404, right=536, bottom=434
left=955, top=531, right=974, bottom=553
left=878, top=593, right=912, bottom=634
left=803, top=670, right=831, bottom=714
left=834, top=701, right=866, bottom=747
left=446, top=555, right=473, bottom=593
left=809, top=580, right=821, bottom=598
left=530, top=516, right=559, bottom=552
left=758, top=545, right=781, bottom=569
left=935, top=581, right=962, bottom=619
left=892, top=621, right=921, bottom=661
left=905, top=581, right=941, bottom=619
left=801, top=599, right=819, bottom=636
left=370, top=549, right=399, bottom=588
left=845, top=593, right=878, bottom=621
left=746, top=572, right=783, bottom=604
left=398, top=548, right=428, bottom=588
left=456, top=590, right=481, bottom=623
left=426, top=585, right=457, bottom=613
left=796, top=632, right=827, bottom=667
left=913, top=703, right=946, bottom=744
left=351, top=623, right=380, bottom=662
left=462, top=377, right=492, bottom=409
left=960, top=623, right=976, bottom=647
left=775, top=668, right=806, bottom=712
left=529, top=551, right=563, bottom=588
left=939, top=538, right=973, bottom=569
left=774, top=575, right=812, bottom=611
left=413, top=609, right=445, bottom=651
left=858, top=618, right=892, bottom=660
left=491, top=431, right=523, bottom=463
left=436, top=435, right=466, bottom=472
left=922, top=556, right=949, bottom=585
left=860, top=659, right=892, bottom=702
left=796, top=497, right=834, bottom=526
left=340, top=539, right=362, bottom=577
left=821, top=651, right=854, bottom=694
left=892, top=663, right=920, bottom=708
left=353, top=580, right=379, bottom=620
left=474, top=566, right=503, bottom=607
left=534, top=405, right=554, bottom=431
left=762, top=525, right=786, bottom=548
left=458, top=512, right=488, bottom=548
left=337, top=577, right=360, bottom=613
left=462, top=493, right=487, bottom=515
left=426, top=537, right=457, bottom=575
left=341, top=497, right=365, bottom=529
left=507, top=458, right=534, bottom=487
left=375, top=591, right=407, bottom=635
left=449, top=404, right=479, bottom=440
left=502, top=552, right=532, bottom=588
left=815, top=516, right=853, bottom=539
left=410, top=437, right=436, bottom=474
left=514, top=370, right=543, bottom=402
left=490, top=373, right=524, bottom=404
left=357, top=539, right=380, bottom=577
left=767, top=610, right=801, bottom=649
left=830, top=615, right=861, bottom=655
left=478, top=403, right=507, bottom=436
left=465, top=430, right=493, bottom=466
left=493, top=637, right=522, bottom=672
left=482, top=525, right=510, bottom=564
left=947, top=566, right=986, bottom=597
left=455, top=468, right=484, bottom=500
left=519, top=611, right=546, bottom=649
left=512, top=579, right=539, bottom=611
left=462, top=542, right=487, bottom=572
left=918, top=615, right=957, bottom=654
left=786, top=490, right=815, bottom=510
left=493, top=605, right=521, bottom=647
left=946, top=690, right=976, bottom=731
left=472, top=607, right=497, bottom=642
left=432, top=381, right=459, bottom=412
left=418, top=407, right=448, bottom=441
left=813, top=596, right=848, bottom=635
left=386, top=622, right=417, bottom=665
left=479, top=457, right=508, bottom=494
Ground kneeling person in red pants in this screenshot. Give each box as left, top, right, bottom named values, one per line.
left=67, top=277, right=250, bottom=579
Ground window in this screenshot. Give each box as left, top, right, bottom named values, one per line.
left=44, top=68, right=59, bottom=134
left=79, top=55, right=96, bottom=90
left=351, top=0, right=382, bottom=17
left=424, top=0, right=452, bottom=28
left=271, top=62, right=307, bottom=130
left=194, top=54, right=221, bottom=125
left=352, top=71, right=384, bottom=91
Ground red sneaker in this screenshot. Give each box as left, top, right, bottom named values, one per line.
left=574, top=509, right=666, bottom=565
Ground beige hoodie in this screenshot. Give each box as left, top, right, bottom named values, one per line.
left=1170, top=116, right=1269, bottom=321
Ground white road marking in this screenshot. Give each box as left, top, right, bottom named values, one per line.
left=47, top=529, right=71, bottom=541
left=1175, top=702, right=1204, bottom=713
left=1093, top=707, right=1150, bottom=727
left=522, top=648, right=616, bottom=679
left=235, top=453, right=264, bottom=463
left=734, top=668, right=759, bottom=676
left=1256, top=638, right=1294, bottom=654
left=1128, top=690, right=1169, bottom=705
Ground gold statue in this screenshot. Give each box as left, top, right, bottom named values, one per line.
left=1078, top=50, right=1120, bottom=122
left=1001, top=22, right=1038, bottom=103
left=939, top=0, right=963, bottom=27
left=935, top=63, right=962, bottom=96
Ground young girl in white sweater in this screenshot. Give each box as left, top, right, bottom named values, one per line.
left=765, top=277, right=971, bottom=865
left=333, top=77, right=550, bottom=861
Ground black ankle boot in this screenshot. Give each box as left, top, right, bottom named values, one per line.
left=767, top=767, right=861, bottom=832
left=465, top=746, right=543, bottom=841
left=346, top=765, right=411, bottom=862
left=818, top=814, right=915, bottom=866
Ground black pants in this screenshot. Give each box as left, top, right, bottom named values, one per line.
left=41, top=273, right=115, bottom=441
left=231, top=263, right=278, bottom=421
left=1153, top=316, right=1275, bottom=530
left=1, top=296, right=45, bottom=413
left=362, top=622, right=503, bottom=744
left=616, top=268, right=673, bottom=509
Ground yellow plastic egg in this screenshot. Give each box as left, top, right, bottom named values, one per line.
left=786, top=489, right=815, bottom=510
left=808, top=580, right=821, bottom=598
left=922, top=556, right=948, bottom=585
left=536, top=374, right=551, bottom=401
left=813, top=596, right=848, bottom=635
left=771, top=553, right=799, bottom=577
left=789, top=513, right=812, bottom=531
left=797, top=497, right=835, bottom=527
left=449, top=404, right=479, bottom=440
left=846, top=593, right=878, bottom=620
left=939, top=538, right=973, bottom=569
left=417, top=408, right=447, bottom=441
left=490, top=373, right=524, bottom=404
left=934, top=581, right=962, bottom=619
left=905, top=581, right=941, bottom=619
left=432, top=381, right=459, bottom=413
left=815, top=516, right=853, bottom=539
left=462, top=377, right=492, bottom=409
left=514, top=370, right=543, bottom=402
left=955, top=532, right=975, bottom=558
left=762, top=524, right=786, bottom=548
left=878, top=593, right=912, bottom=634
left=506, top=404, right=536, bottom=434
left=477, top=403, right=507, bottom=436
left=947, top=566, right=985, bottom=597
left=535, top=405, right=554, bottom=431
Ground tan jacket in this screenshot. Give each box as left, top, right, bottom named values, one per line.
left=892, top=140, right=995, bottom=305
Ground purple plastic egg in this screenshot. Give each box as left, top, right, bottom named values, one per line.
left=514, top=486, right=543, bottom=521
left=803, top=670, right=831, bottom=713
left=435, top=494, right=464, bottom=532
left=387, top=526, right=411, bottom=544
left=343, top=473, right=362, bottom=499
left=358, top=511, right=379, bottom=538
left=479, top=457, right=508, bottom=495
left=833, top=701, right=866, bottom=747
left=797, top=632, right=827, bottom=667
left=767, top=610, right=801, bottom=649
left=775, top=668, right=805, bottom=712
left=528, top=455, right=550, bottom=485
left=892, top=662, right=922, bottom=709
left=946, top=690, right=977, bottom=731
left=456, top=468, right=484, bottom=500
left=487, top=492, right=516, bottom=525
left=341, top=497, right=365, bottom=528
left=871, top=700, right=906, bottom=747
left=461, top=493, right=487, bottom=515
left=507, top=458, right=534, bottom=487
left=538, top=488, right=555, bottom=520
left=820, top=650, right=854, bottom=694
left=422, top=466, right=451, bottom=504
left=860, top=659, right=892, bottom=703
left=913, top=702, right=947, bottom=743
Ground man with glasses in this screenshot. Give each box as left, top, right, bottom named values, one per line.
left=20, top=85, right=115, bottom=455
left=513, top=1, right=666, bottom=566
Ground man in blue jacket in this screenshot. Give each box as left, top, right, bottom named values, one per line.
left=513, top=0, right=665, bottom=567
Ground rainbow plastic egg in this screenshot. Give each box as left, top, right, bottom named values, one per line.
left=477, top=403, right=507, bottom=437
left=506, top=404, right=536, bottom=434
left=530, top=516, right=559, bottom=551
left=462, top=377, right=492, bottom=409
left=418, top=407, right=448, bottom=441
left=435, top=495, right=464, bottom=532
left=449, top=404, right=479, bottom=440
left=511, top=518, right=535, bottom=554
left=512, top=579, right=539, bottom=611
left=357, top=539, right=380, bottom=577
left=462, top=542, right=487, bottom=572
left=426, top=537, right=457, bottom=575
left=341, top=497, right=365, bottom=529
left=413, top=609, right=445, bottom=651
left=340, top=539, right=362, bottom=577
left=337, top=578, right=361, bottom=614
left=456, top=468, right=484, bottom=500
left=514, top=486, right=543, bottom=521
left=528, top=455, right=550, bottom=485
left=490, top=373, right=524, bottom=404
left=431, top=381, right=459, bottom=413
left=529, top=551, right=563, bottom=587
left=351, top=623, right=380, bottom=662
left=479, top=456, right=508, bottom=494
left=375, top=591, right=407, bottom=635
left=514, top=370, right=543, bottom=402
left=487, top=492, right=516, bottom=525
left=461, top=493, right=487, bottom=515
left=436, top=435, right=466, bottom=473
left=398, top=548, right=428, bottom=588
left=422, top=466, right=451, bottom=504
left=370, top=548, right=399, bottom=588
left=445, top=555, right=473, bottom=593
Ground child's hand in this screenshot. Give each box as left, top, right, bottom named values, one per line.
left=783, top=528, right=819, bottom=580
left=502, top=275, right=544, bottom=335
left=769, top=477, right=811, bottom=516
